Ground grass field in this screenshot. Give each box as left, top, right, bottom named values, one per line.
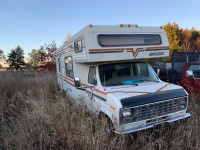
left=0, top=71, right=200, bottom=150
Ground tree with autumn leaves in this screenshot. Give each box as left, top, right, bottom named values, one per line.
left=163, top=22, right=200, bottom=58
left=38, top=41, right=57, bottom=71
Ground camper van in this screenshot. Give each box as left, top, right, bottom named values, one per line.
left=55, top=24, right=190, bottom=134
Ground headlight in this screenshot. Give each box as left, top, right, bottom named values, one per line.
left=180, top=97, right=187, bottom=109
left=122, top=109, right=132, bottom=117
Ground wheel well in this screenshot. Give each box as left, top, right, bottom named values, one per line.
left=98, top=112, right=113, bottom=125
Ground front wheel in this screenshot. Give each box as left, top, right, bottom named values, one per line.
left=99, top=113, right=114, bottom=134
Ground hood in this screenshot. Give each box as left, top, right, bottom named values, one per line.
left=105, top=81, right=187, bottom=108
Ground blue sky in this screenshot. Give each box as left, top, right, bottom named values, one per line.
left=0, top=0, right=200, bottom=56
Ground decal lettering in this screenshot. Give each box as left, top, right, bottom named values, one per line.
left=149, top=52, right=164, bottom=56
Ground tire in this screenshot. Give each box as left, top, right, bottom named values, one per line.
left=99, top=113, right=114, bottom=134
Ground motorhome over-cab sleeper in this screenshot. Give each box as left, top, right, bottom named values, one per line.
left=55, top=24, right=190, bottom=134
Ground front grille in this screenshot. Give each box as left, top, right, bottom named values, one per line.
left=121, top=97, right=187, bottom=124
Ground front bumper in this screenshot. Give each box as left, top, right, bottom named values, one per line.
left=114, top=113, right=191, bottom=134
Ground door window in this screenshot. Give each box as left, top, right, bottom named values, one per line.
left=88, top=66, right=97, bottom=85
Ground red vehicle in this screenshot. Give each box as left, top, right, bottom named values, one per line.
left=154, top=52, right=200, bottom=97
left=180, top=63, right=200, bottom=98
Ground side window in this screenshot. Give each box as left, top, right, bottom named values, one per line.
left=88, top=66, right=97, bottom=85
left=188, top=65, right=200, bottom=78
left=58, top=58, right=61, bottom=72
left=74, top=40, right=82, bottom=53
left=65, top=56, right=74, bottom=78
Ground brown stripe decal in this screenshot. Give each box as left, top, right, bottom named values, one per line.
left=55, top=47, right=74, bottom=56
left=126, top=48, right=143, bottom=57
left=146, top=46, right=170, bottom=50
left=89, top=48, right=124, bottom=52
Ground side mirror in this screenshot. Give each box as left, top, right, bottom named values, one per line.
left=186, top=70, right=194, bottom=78
left=157, top=69, right=160, bottom=76
left=74, top=77, right=81, bottom=87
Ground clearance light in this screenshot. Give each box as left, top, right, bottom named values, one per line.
left=110, top=106, right=116, bottom=110
left=160, top=26, right=163, bottom=29
left=128, top=24, right=131, bottom=27
left=89, top=24, right=93, bottom=28
left=120, top=24, right=123, bottom=27
left=135, top=24, right=138, bottom=28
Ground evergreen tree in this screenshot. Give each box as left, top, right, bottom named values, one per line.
left=0, top=49, right=5, bottom=61
left=163, top=22, right=182, bottom=57
left=7, top=45, right=25, bottom=70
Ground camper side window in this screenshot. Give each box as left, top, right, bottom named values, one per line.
left=65, top=56, right=74, bottom=78
left=74, top=40, right=82, bottom=53
left=88, top=66, right=97, bottom=85
left=58, top=58, right=61, bottom=72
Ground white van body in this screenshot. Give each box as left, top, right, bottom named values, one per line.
left=55, top=25, right=190, bottom=134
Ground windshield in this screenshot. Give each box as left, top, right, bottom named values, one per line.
left=99, top=62, right=158, bottom=86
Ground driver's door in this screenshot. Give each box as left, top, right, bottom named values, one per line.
left=85, top=66, right=97, bottom=111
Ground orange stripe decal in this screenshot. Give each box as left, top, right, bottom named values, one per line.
left=109, top=91, right=152, bottom=94
left=155, top=83, right=170, bottom=92
left=95, top=89, right=108, bottom=95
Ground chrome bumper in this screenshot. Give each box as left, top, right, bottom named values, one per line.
left=115, top=113, right=191, bottom=135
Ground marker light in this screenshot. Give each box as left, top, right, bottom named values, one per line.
left=128, top=24, right=131, bottom=27
left=120, top=24, right=123, bottom=27
left=110, top=106, right=116, bottom=110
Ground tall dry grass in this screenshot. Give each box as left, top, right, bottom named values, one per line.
left=0, top=71, right=199, bottom=150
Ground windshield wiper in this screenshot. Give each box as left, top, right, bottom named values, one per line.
left=151, top=80, right=160, bottom=83
left=130, top=83, right=138, bottom=86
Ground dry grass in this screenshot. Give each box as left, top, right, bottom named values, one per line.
left=0, top=71, right=200, bottom=150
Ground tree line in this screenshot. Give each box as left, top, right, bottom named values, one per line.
left=0, top=41, right=57, bottom=71
left=163, top=22, right=200, bottom=57
left=0, top=22, right=200, bottom=70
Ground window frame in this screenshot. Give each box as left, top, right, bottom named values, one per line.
left=97, top=34, right=162, bottom=47
left=64, top=56, right=74, bottom=79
